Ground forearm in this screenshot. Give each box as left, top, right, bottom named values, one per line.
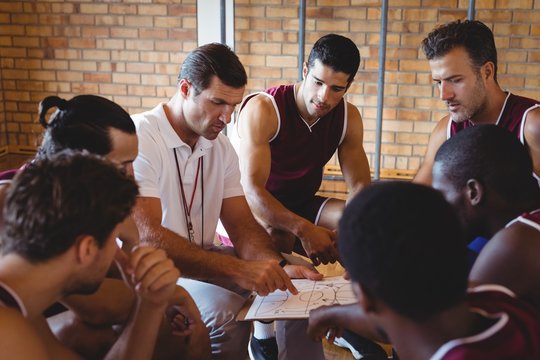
left=104, top=301, right=166, bottom=360
left=139, top=223, right=248, bottom=281
left=230, top=216, right=284, bottom=262
left=244, top=185, right=311, bottom=238
left=61, top=279, right=135, bottom=325
left=311, top=304, right=385, bottom=343
left=412, top=164, right=433, bottom=185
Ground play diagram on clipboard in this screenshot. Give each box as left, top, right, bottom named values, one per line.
left=240, top=276, right=356, bottom=320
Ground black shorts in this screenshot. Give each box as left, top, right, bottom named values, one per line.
left=287, top=195, right=329, bottom=224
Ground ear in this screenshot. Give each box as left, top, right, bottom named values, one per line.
left=465, top=179, right=484, bottom=206
left=481, top=61, right=495, bottom=81
left=351, top=281, right=377, bottom=314
left=302, top=62, right=309, bottom=79
left=74, top=235, right=99, bottom=266
left=178, top=79, right=191, bottom=99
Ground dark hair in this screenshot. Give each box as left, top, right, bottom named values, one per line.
left=0, top=151, right=139, bottom=262
left=434, top=125, right=539, bottom=204
left=307, top=34, right=361, bottom=83
left=179, top=43, right=247, bottom=95
left=37, top=95, right=135, bottom=159
left=421, top=20, right=498, bottom=81
left=339, top=182, right=468, bottom=321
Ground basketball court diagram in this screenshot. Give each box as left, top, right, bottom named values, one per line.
left=244, top=276, right=356, bottom=320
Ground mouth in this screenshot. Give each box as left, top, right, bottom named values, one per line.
left=312, top=101, right=328, bottom=112
left=447, top=103, right=460, bottom=112
left=213, top=124, right=225, bottom=133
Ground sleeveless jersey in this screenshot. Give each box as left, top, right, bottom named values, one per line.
left=431, top=285, right=540, bottom=360
left=505, top=208, right=540, bottom=231
left=447, top=92, right=540, bottom=182
left=240, top=84, right=347, bottom=209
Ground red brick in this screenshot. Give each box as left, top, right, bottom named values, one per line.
left=84, top=73, right=112, bottom=83
left=80, top=4, right=108, bottom=14
left=168, top=5, right=197, bottom=16
left=168, top=29, right=196, bottom=40
left=82, top=27, right=110, bottom=38
left=110, top=27, right=139, bottom=38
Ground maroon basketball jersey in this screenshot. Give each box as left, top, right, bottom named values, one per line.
left=0, top=168, right=17, bottom=183
left=432, top=286, right=540, bottom=360
left=447, top=93, right=540, bottom=183
left=447, top=93, right=540, bottom=140
left=506, top=208, right=540, bottom=231
left=240, top=84, right=346, bottom=209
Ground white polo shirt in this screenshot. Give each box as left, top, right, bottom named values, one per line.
left=132, top=103, right=244, bottom=249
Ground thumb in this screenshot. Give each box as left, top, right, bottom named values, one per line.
left=302, top=267, right=324, bottom=281
left=114, top=248, right=133, bottom=285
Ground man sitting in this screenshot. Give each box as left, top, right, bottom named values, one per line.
left=308, top=181, right=540, bottom=359
left=0, top=151, right=179, bottom=359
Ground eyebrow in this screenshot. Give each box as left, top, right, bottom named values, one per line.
left=210, top=96, right=241, bottom=106
left=433, top=74, right=463, bottom=82
left=312, top=75, right=347, bottom=90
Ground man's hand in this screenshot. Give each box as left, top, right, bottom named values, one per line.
left=299, top=223, right=339, bottom=265
left=166, top=286, right=202, bottom=337
left=283, top=264, right=323, bottom=281
left=117, top=216, right=140, bottom=253
left=308, top=305, right=345, bottom=343
left=115, top=246, right=180, bottom=308
left=233, top=259, right=298, bottom=296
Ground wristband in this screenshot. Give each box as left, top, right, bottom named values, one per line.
left=279, top=259, right=288, bottom=268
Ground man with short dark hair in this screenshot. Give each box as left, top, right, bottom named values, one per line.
left=235, top=33, right=371, bottom=359
left=0, top=151, right=180, bottom=360
left=433, top=125, right=540, bottom=309
left=236, top=33, right=371, bottom=266
left=414, top=20, right=540, bottom=185
left=132, top=42, right=321, bottom=360
left=309, top=181, right=540, bottom=359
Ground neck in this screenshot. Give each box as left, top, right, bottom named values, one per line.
left=164, top=94, right=199, bottom=150
left=469, top=87, right=507, bottom=126
left=0, top=254, right=66, bottom=319
left=383, top=302, right=482, bottom=360
left=485, top=198, right=540, bottom=237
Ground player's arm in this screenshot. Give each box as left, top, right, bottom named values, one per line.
left=523, top=107, right=540, bottom=178
left=237, top=95, right=309, bottom=236
left=117, top=216, right=140, bottom=253
left=308, top=303, right=386, bottom=344
left=237, top=95, right=339, bottom=265
left=469, top=224, right=540, bottom=301
left=337, top=103, right=371, bottom=202
left=59, top=278, right=134, bottom=326
left=104, top=246, right=178, bottom=360
left=412, top=116, right=450, bottom=185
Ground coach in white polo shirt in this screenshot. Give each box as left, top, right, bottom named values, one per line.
left=131, top=43, right=322, bottom=360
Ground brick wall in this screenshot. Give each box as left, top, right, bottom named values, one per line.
left=1, top=0, right=539, bottom=173
left=235, top=0, right=540, bottom=172
left=0, top=0, right=197, bottom=149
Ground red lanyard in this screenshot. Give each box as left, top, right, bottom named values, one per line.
left=173, top=150, right=203, bottom=243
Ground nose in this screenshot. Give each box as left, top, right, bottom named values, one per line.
left=439, top=81, right=453, bottom=101
left=218, top=105, right=235, bottom=124
left=317, top=85, right=330, bottom=103
left=125, top=163, right=134, bottom=178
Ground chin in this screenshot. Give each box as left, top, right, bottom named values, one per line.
left=204, top=133, right=220, bottom=140
left=450, top=114, right=469, bottom=124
